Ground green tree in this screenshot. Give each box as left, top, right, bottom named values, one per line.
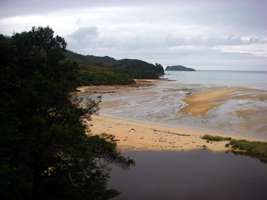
left=0, top=27, right=133, bottom=200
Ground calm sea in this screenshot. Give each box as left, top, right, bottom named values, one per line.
left=165, top=70, right=267, bottom=90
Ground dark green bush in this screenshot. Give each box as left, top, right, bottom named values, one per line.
left=79, top=66, right=134, bottom=85
left=230, top=139, right=267, bottom=163
left=202, top=135, right=232, bottom=142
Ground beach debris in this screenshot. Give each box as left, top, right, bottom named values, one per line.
left=152, top=129, right=190, bottom=137
left=129, top=128, right=136, bottom=133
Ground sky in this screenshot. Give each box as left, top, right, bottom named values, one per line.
left=0, top=0, right=267, bottom=71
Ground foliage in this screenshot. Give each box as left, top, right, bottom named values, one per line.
left=229, top=139, right=267, bottom=163
left=65, top=50, right=116, bottom=67
left=165, top=65, right=195, bottom=71
left=201, top=134, right=267, bottom=163
left=79, top=65, right=134, bottom=85
left=0, top=27, right=134, bottom=200
left=202, top=135, right=232, bottom=142
left=114, top=59, right=164, bottom=79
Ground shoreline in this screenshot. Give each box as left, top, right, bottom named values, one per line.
left=88, top=114, right=233, bottom=152
left=88, top=115, right=267, bottom=163
left=76, top=79, right=165, bottom=94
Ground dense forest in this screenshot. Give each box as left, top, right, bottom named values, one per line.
left=66, top=50, right=165, bottom=85
left=0, top=27, right=134, bottom=200
left=165, top=65, right=195, bottom=71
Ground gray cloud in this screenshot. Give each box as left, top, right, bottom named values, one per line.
left=68, top=26, right=99, bottom=48
left=1, top=0, right=267, bottom=70
left=165, top=35, right=267, bottom=47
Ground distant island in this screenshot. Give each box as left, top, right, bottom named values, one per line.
left=165, top=65, right=196, bottom=71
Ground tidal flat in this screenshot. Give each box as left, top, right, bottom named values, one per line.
left=79, top=78, right=267, bottom=140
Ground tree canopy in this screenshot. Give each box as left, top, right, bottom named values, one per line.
left=0, top=27, right=133, bottom=200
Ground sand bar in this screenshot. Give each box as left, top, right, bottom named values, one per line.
left=180, top=87, right=238, bottom=116
left=180, top=87, right=267, bottom=116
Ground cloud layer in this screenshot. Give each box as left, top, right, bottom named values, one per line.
left=1, top=0, right=267, bottom=70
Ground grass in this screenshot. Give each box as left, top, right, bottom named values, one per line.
left=229, top=139, right=267, bottom=163
left=201, top=134, right=267, bottom=163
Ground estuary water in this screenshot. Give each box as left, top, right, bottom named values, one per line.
left=110, top=151, right=267, bottom=200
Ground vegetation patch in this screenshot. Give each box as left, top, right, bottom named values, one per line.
left=229, top=139, right=267, bottom=163
left=202, top=134, right=232, bottom=142
left=79, top=65, right=134, bottom=85
left=202, top=135, right=267, bottom=163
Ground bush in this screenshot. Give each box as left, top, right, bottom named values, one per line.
left=229, top=139, right=267, bottom=163
left=201, top=134, right=267, bottom=163
left=202, top=135, right=232, bottom=142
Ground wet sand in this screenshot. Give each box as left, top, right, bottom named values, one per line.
left=180, top=87, right=238, bottom=116
left=179, top=87, right=267, bottom=136
left=236, top=109, right=267, bottom=133
left=180, top=87, right=267, bottom=116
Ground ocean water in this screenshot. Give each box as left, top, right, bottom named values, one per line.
left=165, top=70, right=267, bottom=90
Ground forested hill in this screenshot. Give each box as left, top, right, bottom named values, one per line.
left=165, top=65, right=195, bottom=71
left=65, top=50, right=164, bottom=85
left=65, top=50, right=116, bottom=67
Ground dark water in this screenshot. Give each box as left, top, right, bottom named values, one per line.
left=110, top=151, right=267, bottom=200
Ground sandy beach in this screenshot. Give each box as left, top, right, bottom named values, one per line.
left=88, top=114, right=230, bottom=152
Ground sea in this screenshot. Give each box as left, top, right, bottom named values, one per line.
left=165, top=70, right=267, bottom=90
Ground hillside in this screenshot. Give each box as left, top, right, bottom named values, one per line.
left=65, top=50, right=116, bottom=67
left=65, top=50, right=164, bottom=85
left=166, top=65, right=195, bottom=71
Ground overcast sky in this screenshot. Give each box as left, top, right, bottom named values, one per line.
left=1, top=0, right=267, bottom=70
